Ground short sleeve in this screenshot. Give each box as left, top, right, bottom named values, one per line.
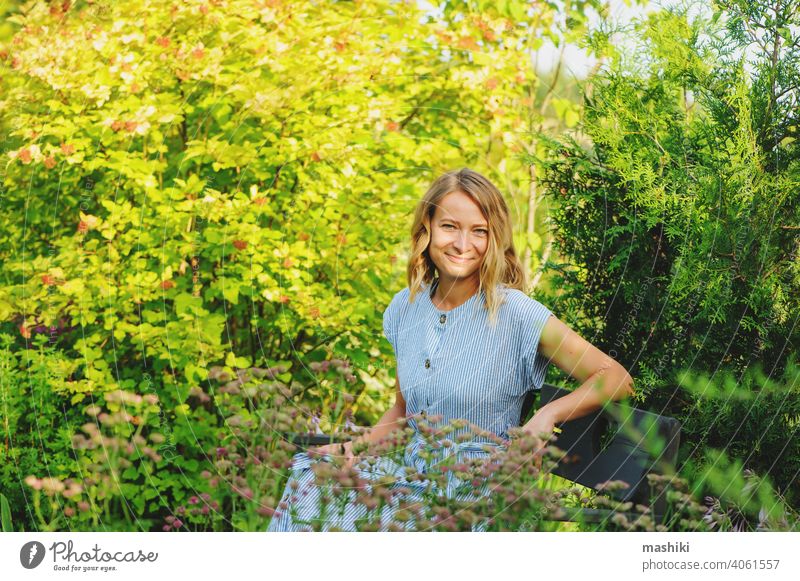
left=382, top=293, right=399, bottom=354
left=518, top=296, right=554, bottom=393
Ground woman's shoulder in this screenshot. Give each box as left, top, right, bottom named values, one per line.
left=390, top=286, right=411, bottom=304
left=495, top=285, right=552, bottom=317
left=384, top=286, right=411, bottom=314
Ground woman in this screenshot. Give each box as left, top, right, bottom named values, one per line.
left=267, top=168, right=634, bottom=532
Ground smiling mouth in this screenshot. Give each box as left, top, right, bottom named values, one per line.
left=446, top=254, right=473, bottom=263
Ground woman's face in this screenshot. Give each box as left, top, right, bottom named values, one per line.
left=428, top=191, right=489, bottom=283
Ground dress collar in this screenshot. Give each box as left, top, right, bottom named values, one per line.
left=424, top=279, right=484, bottom=317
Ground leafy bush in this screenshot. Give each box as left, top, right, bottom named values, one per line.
left=11, top=357, right=316, bottom=531
left=539, top=2, right=800, bottom=507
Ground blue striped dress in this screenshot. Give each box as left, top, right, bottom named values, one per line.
left=267, top=280, right=554, bottom=532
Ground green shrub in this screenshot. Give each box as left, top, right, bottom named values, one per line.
left=539, top=2, right=800, bottom=507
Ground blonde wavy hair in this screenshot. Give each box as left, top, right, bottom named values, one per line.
left=406, top=168, right=527, bottom=325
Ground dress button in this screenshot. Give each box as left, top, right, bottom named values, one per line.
left=439, top=314, right=446, bottom=324
left=424, top=358, right=431, bottom=369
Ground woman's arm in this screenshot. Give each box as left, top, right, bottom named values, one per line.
left=533, top=315, right=635, bottom=427
left=311, top=375, right=405, bottom=464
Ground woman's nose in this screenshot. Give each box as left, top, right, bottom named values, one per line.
left=452, top=230, right=468, bottom=250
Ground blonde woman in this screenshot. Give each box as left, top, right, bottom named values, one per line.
left=268, top=167, right=634, bottom=532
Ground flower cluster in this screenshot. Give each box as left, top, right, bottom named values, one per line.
left=23, top=389, right=167, bottom=531
left=308, top=358, right=357, bottom=384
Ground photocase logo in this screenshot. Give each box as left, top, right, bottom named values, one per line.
left=20, top=541, right=46, bottom=569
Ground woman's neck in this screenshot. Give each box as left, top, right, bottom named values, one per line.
left=431, top=275, right=480, bottom=311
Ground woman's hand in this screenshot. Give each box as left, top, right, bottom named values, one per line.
left=309, top=439, right=357, bottom=470
left=517, top=409, right=559, bottom=471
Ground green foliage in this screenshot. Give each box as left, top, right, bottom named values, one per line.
left=540, top=2, right=800, bottom=506
left=0, top=0, right=591, bottom=530
left=1, top=0, right=794, bottom=531
left=0, top=491, right=12, bottom=531
left=676, top=360, right=800, bottom=507
left=0, top=0, right=571, bottom=419
left=0, top=333, right=87, bottom=528
left=679, top=445, right=800, bottom=531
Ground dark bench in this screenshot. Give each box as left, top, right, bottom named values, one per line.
left=283, top=383, right=682, bottom=527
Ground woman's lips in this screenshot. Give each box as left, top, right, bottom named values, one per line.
left=446, top=254, right=472, bottom=263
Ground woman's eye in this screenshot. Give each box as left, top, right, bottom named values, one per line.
left=440, top=224, right=486, bottom=234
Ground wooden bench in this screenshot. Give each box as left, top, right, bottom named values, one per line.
left=283, top=383, right=682, bottom=527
